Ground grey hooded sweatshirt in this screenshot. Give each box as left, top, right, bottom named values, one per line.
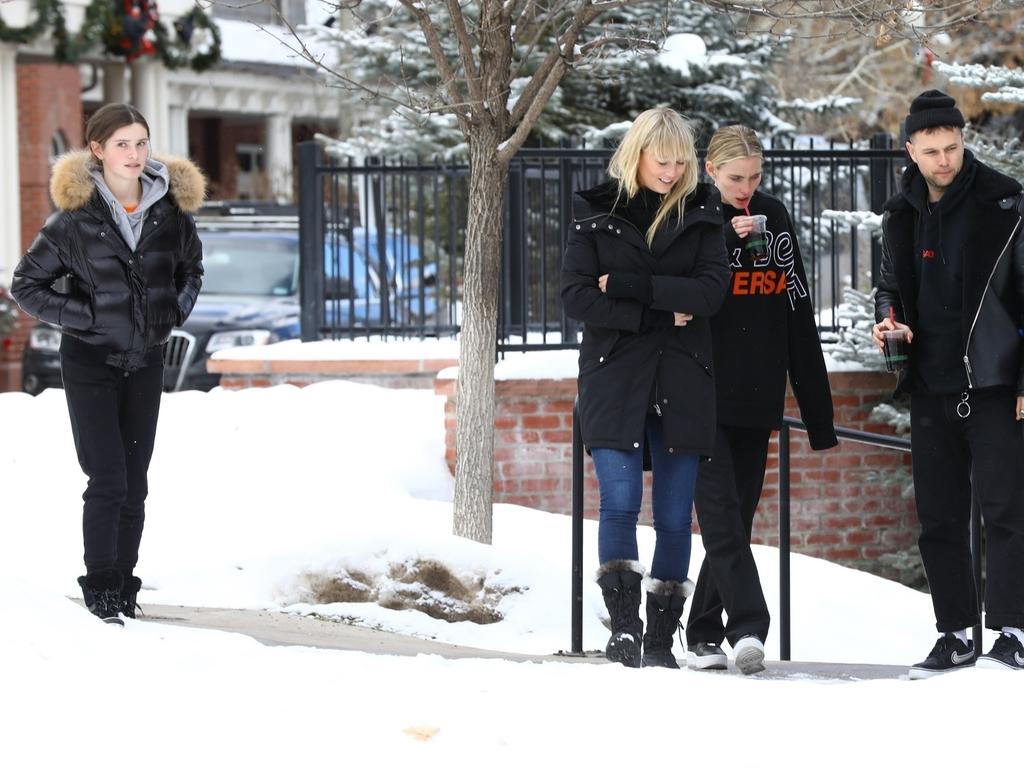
left=89, top=158, right=170, bottom=251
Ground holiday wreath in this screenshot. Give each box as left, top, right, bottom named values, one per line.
left=0, top=0, right=221, bottom=72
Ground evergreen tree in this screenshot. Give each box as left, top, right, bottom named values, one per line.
left=549, top=0, right=793, bottom=144
left=935, top=60, right=1024, bottom=179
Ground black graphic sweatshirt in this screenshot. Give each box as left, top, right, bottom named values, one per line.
left=711, top=191, right=837, bottom=449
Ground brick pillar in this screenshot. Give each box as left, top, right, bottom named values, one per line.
left=4, top=61, right=84, bottom=391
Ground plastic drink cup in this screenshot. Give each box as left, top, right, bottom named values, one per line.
left=882, top=329, right=909, bottom=372
left=745, top=214, right=768, bottom=260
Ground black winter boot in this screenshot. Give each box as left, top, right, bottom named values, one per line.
left=642, top=578, right=693, bottom=669
left=78, top=570, right=125, bottom=626
left=121, top=573, right=143, bottom=619
left=596, top=560, right=645, bottom=668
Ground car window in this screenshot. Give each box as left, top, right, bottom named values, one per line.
left=199, top=233, right=299, bottom=296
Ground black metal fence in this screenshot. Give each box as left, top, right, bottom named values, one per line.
left=297, top=138, right=906, bottom=345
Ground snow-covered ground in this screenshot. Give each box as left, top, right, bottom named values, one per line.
left=1, top=381, right=1018, bottom=766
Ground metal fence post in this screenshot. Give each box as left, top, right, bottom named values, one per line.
left=779, top=422, right=792, bottom=661
left=571, top=398, right=584, bottom=654
left=869, top=133, right=893, bottom=286
left=504, top=163, right=525, bottom=330
left=298, top=141, right=324, bottom=342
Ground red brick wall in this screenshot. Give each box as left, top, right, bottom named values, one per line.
left=436, top=371, right=917, bottom=580
left=3, top=62, right=84, bottom=391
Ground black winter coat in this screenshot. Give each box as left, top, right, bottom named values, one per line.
left=876, top=159, right=1024, bottom=394
left=561, top=181, right=730, bottom=456
left=12, top=151, right=205, bottom=371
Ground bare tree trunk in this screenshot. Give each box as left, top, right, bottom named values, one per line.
left=452, top=132, right=508, bottom=543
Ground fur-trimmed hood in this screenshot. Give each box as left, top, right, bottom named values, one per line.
left=49, top=149, right=206, bottom=213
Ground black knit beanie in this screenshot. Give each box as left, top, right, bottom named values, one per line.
left=905, top=89, right=965, bottom=136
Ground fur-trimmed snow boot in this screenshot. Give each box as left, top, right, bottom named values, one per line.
left=120, top=573, right=143, bottom=619
left=78, top=570, right=125, bottom=626
left=596, top=560, right=645, bottom=668
left=641, top=577, right=693, bottom=669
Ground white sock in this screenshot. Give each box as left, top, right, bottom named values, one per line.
left=1001, top=626, right=1024, bottom=645
left=950, top=628, right=969, bottom=645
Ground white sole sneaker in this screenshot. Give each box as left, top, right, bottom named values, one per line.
left=733, top=636, right=766, bottom=675
left=687, top=644, right=728, bottom=670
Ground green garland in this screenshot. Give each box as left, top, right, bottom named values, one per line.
left=0, top=0, right=221, bottom=71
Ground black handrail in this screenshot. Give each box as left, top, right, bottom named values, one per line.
left=569, top=405, right=985, bottom=659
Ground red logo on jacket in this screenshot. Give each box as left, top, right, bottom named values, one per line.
left=921, top=249, right=936, bottom=260
left=731, top=269, right=787, bottom=296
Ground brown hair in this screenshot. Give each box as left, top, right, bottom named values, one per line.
left=85, top=103, right=150, bottom=149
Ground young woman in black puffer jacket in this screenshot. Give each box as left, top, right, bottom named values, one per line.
left=12, top=103, right=204, bottom=625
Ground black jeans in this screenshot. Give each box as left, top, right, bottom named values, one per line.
left=686, top=424, right=772, bottom=646
left=911, top=388, right=1024, bottom=632
left=61, top=344, right=163, bottom=574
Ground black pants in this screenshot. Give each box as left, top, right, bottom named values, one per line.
left=61, top=346, right=163, bottom=574
left=911, top=388, right=1024, bottom=632
left=686, top=424, right=772, bottom=646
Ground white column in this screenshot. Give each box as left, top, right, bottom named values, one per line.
left=265, top=113, right=293, bottom=204
left=0, top=44, right=21, bottom=285
left=168, top=105, right=189, bottom=157
left=130, top=59, right=170, bottom=154
left=103, top=62, right=129, bottom=104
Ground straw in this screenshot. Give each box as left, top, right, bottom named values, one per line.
left=744, top=205, right=751, bottom=216
left=889, top=306, right=896, bottom=325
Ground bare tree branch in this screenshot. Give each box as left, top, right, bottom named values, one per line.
left=395, top=0, right=473, bottom=131
left=507, top=0, right=610, bottom=128
left=444, top=0, right=485, bottom=105
left=252, top=19, right=414, bottom=112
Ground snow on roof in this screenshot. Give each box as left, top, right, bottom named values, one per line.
left=216, top=17, right=332, bottom=69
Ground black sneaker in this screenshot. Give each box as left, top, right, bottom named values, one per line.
left=687, top=641, right=728, bottom=670
left=976, top=632, right=1024, bottom=671
left=908, top=634, right=975, bottom=679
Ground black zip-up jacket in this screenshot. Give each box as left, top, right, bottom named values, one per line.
left=561, top=180, right=730, bottom=456
left=12, top=151, right=205, bottom=371
left=713, top=191, right=836, bottom=449
left=875, top=159, right=1024, bottom=395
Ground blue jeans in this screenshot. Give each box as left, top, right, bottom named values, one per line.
left=591, top=415, right=699, bottom=583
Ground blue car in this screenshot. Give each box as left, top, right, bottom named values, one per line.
left=322, top=226, right=440, bottom=331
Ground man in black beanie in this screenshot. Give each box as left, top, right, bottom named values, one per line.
left=873, top=89, right=1024, bottom=677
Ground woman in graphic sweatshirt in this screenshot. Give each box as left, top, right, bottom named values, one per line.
left=12, top=103, right=205, bottom=625
left=685, top=125, right=837, bottom=674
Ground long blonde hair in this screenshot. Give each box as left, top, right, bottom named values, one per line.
left=608, top=107, right=698, bottom=245
left=705, top=124, right=763, bottom=170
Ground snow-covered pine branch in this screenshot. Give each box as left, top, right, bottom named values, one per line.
left=821, top=209, right=882, bottom=235
left=821, top=286, right=887, bottom=372
left=934, top=61, right=1024, bottom=91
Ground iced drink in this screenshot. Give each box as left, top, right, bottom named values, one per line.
left=882, top=329, right=909, bottom=372
left=745, top=214, right=768, bottom=260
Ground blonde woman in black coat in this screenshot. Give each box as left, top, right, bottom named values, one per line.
left=685, top=125, right=837, bottom=674
left=561, top=107, right=730, bottom=668
left=12, top=103, right=205, bottom=625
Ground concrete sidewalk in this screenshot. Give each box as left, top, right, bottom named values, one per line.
left=140, top=603, right=907, bottom=681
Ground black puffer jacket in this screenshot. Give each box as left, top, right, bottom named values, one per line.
left=561, top=181, right=730, bottom=456
left=876, top=158, right=1024, bottom=394
left=12, top=150, right=205, bottom=371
